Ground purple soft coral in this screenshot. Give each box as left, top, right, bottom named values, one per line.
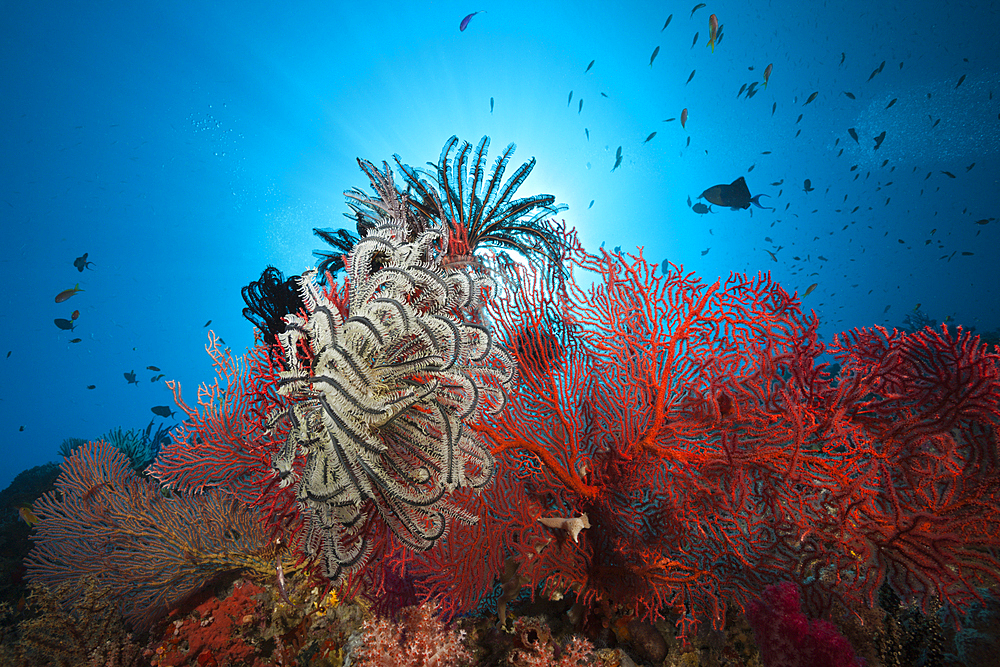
left=747, top=582, right=864, bottom=667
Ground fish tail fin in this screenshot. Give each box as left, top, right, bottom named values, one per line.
left=751, top=194, right=775, bottom=211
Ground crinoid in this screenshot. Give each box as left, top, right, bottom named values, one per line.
left=270, top=219, right=515, bottom=581
left=312, top=136, right=568, bottom=283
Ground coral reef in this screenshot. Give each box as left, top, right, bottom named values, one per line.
left=25, top=441, right=281, bottom=631
left=349, top=601, right=473, bottom=667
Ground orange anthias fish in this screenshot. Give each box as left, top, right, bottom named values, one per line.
left=763, top=63, right=773, bottom=90
left=17, top=505, right=39, bottom=526
left=55, top=283, right=83, bottom=303
left=707, top=14, right=718, bottom=52
left=681, top=108, right=689, bottom=129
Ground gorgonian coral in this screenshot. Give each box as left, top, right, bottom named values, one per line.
left=269, top=213, right=515, bottom=581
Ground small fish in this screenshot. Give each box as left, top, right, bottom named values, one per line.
left=146, top=365, right=161, bottom=371
left=588, top=200, right=595, bottom=209
left=124, top=370, right=138, bottom=385
left=884, top=305, right=891, bottom=313
left=87, top=384, right=96, bottom=390
left=686, top=69, right=696, bottom=84
left=762, top=63, right=773, bottom=89
left=955, top=74, right=966, bottom=88
left=966, top=163, right=975, bottom=172
left=691, top=3, right=706, bottom=18
left=840, top=52, right=846, bottom=66
left=842, top=91, right=856, bottom=99
left=459, top=10, right=485, bottom=32
left=707, top=14, right=718, bottom=52
left=770, top=179, right=784, bottom=186
left=585, top=59, right=595, bottom=73
left=772, top=102, right=776, bottom=115
left=567, top=90, right=573, bottom=106
left=69, top=338, right=82, bottom=343
left=848, top=128, right=859, bottom=143
left=765, top=250, right=777, bottom=262
left=795, top=114, right=803, bottom=124
left=691, top=32, right=699, bottom=49
left=73, top=253, right=94, bottom=272
left=804, top=92, right=818, bottom=105
left=886, top=98, right=897, bottom=109
left=585, top=128, right=590, bottom=140
left=644, top=132, right=657, bottom=143
left=738, top=83, right=747, bottom=97
left=71, top=309, right=80, bottom=320
left=932, top=118, right=940, bottom=128
left=650, top=46, right=660, bottom=68
left=151, top=373, right=165, bottom=382
left=803, top=179, right=814, bottom=192
left=701, top=247, right=711, bottom=256
left=578, top=99, right=583, bottom=114
left=661, top=258, right=669, bottom=274
left=55, top=283, right=84, bottom=303
left=151, top=405, right=176, bottom=418
left=662, top=14, right=673, bottom=31
left=17, top=506, right=39, bottom=527
left=490, top=97, right=494, bottom=113
left=680, top=108, right=688, bottom=128
left=612, top=146, right=623, bottom=172
left=203, top=320, right=212, bottom=327
left=691, top=202, right=712, bottom=214
left=614, top=246, right=621, bottom=254
left=941, top=171, right=956, bottom=178
left=19, top=426, right=24, bottom=432
left=663, top=117, right=676, bottom=122
left=873, top=131, right=886, bottom=150
left=803, top=283, right=818, bottom=297
left=54, top=318, right=75, bottom=331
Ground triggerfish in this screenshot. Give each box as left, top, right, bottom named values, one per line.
left=698, top=177, right=774, bottom=211
left=763, top=63, right=773, bottom=90
left=707, top=14, right=718, bottom=52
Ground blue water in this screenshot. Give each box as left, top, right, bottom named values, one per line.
left=2, top=0, right=998, bottom=491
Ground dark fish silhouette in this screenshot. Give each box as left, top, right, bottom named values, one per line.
left=124, top=370, right=138, bottom=385
left=701, top=247, right=711, bottom=256
left=886, top=98, right=897, bottom=109
left=87, top=385, right=96, bottom=390
left=578, top=99, right=583, bottom=114
left=203, top=320, right=212, bottom=327
left=585, top=128, right=589, bottom=140
left=691, top=3, right=706, bottom=18
left=146, top=365, right=160, bottom=371
left=662, top=14, right=672, bottom=30
left=585, top=59, right=595, bottom=73
left=588, top=200, right=594, bottom=209
left=843, top=91, right=856, bottom=99
left=873, top=131, right=886, bottom=150
left=848, top=128, right=859, bottom=143
left=151, top=405, right=176, bottom=418
left=490, top=97, right=494, bottom=113
left=151, top=373, right=165, bottom=382
left=567, top=91, right=573, bottom=106
left=459, top=10, right=485, bottom=31
left=804, top=92, right=818, bottom=105
left=73, top=253, right=95, bottom=272
left=803, top=179, right=815, bottom=192
left=698, top=177, right=773, bottom=211
left=650, top=46, right=660, bottom=67
left=692, top=202, right=712, bottom=214
left=686, top=70, right=696, bottom=84
left=956, top=74, right=966, bottom=88
left=69, top=338, right=82, bottom=343
left=611, top=146, right=623, bottom=172
left=644, top=132, right=657, bottom=143
left=661, top=258, right=669, bottom=274
left=691, top=32, right=699, bottom=49
left=54, top=318, right=75, bottom=331
left=941, top=171, right=956, bottom=178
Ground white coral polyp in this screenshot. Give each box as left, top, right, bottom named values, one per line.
left=271, top=221, right=513, bottom=581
